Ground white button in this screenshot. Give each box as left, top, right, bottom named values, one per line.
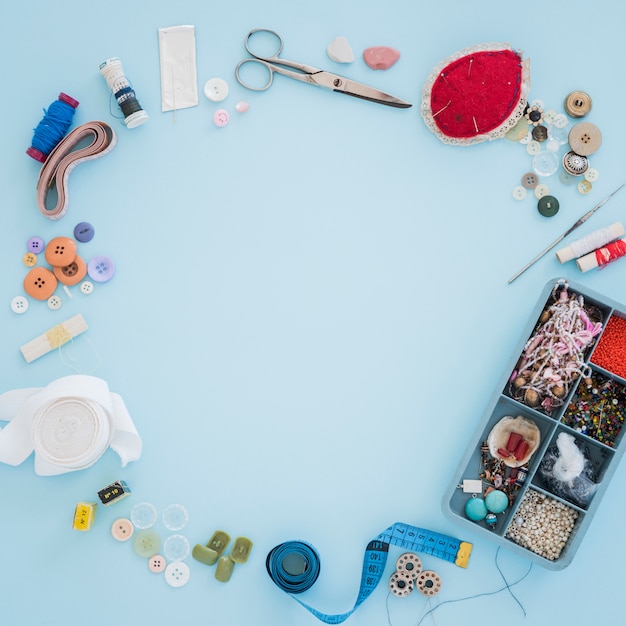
left=553, top=113, right=569, bottom=129
left=47, top=295, right=62, bottom=310
left=545, top=138, right=560, bottom=152
left=542, top=109, right=557, bottom=125
left=164, top=561, right=190, bottom=587
left=512, top=186, right=527, bottom=201
left=530, top=98, right=545, bottom=110
left=80, top=281, right=94, bottom=295
left=577, top=180, right=593, bottom=195
left=534, top=183, right=550, bottom=199
left=10, top=296, right=29, bottom=314
left=584, top=168, right=599, bottom=183
left=526, top=140, right=541, bottom=155
left=519, top=131, right=532, bottom=144
left=204, top=78, right=229, bottom=102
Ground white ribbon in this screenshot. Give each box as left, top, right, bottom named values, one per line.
left=0, top=375, right=141, bottom=476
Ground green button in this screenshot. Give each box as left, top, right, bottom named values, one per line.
left=537, top=195, right=559, bottom=217
left=132, top=529, right=161, bottom=558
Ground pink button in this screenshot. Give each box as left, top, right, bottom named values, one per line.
left=111, top=518, right=134, bottom=541
left=148, top=554, right=167, bottom=573
left=213, top=109, right=229, bottom=127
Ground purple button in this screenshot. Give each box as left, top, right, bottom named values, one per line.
left=87, top=255, right=115, bottom=282
left=27, top=236, right=45, bottom=254
left=74, top=222, right=95, bottom=243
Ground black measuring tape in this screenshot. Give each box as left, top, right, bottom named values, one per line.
left=266, top=521, right=472, bottom=624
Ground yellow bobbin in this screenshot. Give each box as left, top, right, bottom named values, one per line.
left=388, top=570, right=414, bottom=597
left=416, top=570, right=442, bottom=597
left=395, top=552, right=422, bottom=580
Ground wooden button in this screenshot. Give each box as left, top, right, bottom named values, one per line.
left=44, top=236, right=77, bottom=267
left=564, top=91, right=592, bottom=118
left=568, top=122, right=602, bottom=156
left=23, top=266, right=58, bottom=300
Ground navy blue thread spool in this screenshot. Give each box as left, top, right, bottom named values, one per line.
left=27, top=93, right=79, bottom=163
left=99, top=57, right=148, bottom=128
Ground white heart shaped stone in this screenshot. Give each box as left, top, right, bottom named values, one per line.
left=327, top=36, right=354, bottom=63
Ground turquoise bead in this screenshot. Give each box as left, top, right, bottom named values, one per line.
left=485, top=489, right=508, bottom=514
left=464, top=497, right=488, bottom=521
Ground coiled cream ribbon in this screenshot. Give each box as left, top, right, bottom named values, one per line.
left=0, top=375, right=141, bottom=476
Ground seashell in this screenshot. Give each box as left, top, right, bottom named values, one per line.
left=487, top=415, right=541, bottom=467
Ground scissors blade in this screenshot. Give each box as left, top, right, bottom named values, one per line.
left=311, top=70, right=412, bottom=108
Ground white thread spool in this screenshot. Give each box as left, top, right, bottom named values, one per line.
left=416, top=570, right=442, bottom=597
left=555, top=222, right=625, bottom=263
left=389, top=570, right=414, bottom=597
left=99, top=57, right=148, bottom=128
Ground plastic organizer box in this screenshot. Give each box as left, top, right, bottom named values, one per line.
left=444, top=278, right=626, bottom=569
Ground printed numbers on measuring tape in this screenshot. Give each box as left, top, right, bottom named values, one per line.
left=266, top=522, right=472, bottom=624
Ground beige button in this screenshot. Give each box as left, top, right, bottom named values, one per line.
left=23, top=252, right=37, bottom=267
left=568, top=122, right=602, bottom=156
left=521, top=172, right=539, bottom=189
left=564, top=91, right=592, bottom=118
left=577, top=180, right=593, bottom=195
left=534, top=183, right=550, bottom=199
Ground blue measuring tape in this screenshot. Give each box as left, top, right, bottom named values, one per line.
left=266, top=521, right=472, bottom=624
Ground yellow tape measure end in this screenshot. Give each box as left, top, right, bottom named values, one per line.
left=455, top=542, right=473, bottom=568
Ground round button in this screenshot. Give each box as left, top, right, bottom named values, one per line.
left=568, top=122, right=602, bottom=156
left=54, top=255, right=88, bottom=286
left=87, top=255, right=115, bottom=283
left=73, top=222, right=95, bottom=243
left=10, top=296, right=29, bottom=314
left=577, top=179, right=593, bottom=195
left=111, top=518, right=135, bottom=541
left=521, top=172, right=538, bottom=189
left=204, top=77, right=229, bottom=102
left=542, top=109, right=557, bottom=125
left=162, top=504, right=189, bottom=531
left=534, top=183, right=550, bottom=199
left=531, top=125, right=548, bottom=142
left=130, top=501, right=157, bottom=529
left=532, top=151, right=559, bottom=177
left=548, top=124, right=569, bottom=146
left=23, top=252, right=37, bottom=267
left=584, top=167, right=600, bottom=183
left=164, top=534, right=191, bottom=562
left=564, top=91, right=592, bottom=118
left=80, top=281, right=94, bottom=295
left=526, top=140, right=541, bottom=155
left=552, top=113, right=569, bottom=129
left=213, top=109, right=229, bottom=127
left=559, top=170, right=578, bottom=186
left=27, top=236, right=45, bottom=254
left=562, top=151, right=589, bottom=176
left=24, top=266, right=58, bottom=300
left=133, top=529, right=161, bottom=558
left=164, top=561, right=190, bottom=588
left=149, top=555, right=167, bottom=573
left=512, top=186, right=527, bottom=201
left=537, top=195, right=560, bottom=217
left=45, top=236, right=77, bottom=267
left=47, top=295, right=62, bottom=310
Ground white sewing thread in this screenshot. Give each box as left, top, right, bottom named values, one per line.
left=568, top=224, right=623, bottom=258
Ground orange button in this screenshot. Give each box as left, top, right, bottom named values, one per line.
left=24, top=266, right=58, bottom=300
left=53, top=255, right=87, bottom=286
left=44, top=236, right=77, bottom=267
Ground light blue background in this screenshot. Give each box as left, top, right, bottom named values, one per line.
left=1, top=1, right=625, bottom=624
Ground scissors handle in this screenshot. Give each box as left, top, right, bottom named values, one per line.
left=245, top=28, right=283, bottom=59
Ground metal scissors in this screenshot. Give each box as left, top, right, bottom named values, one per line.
left=235, top=29, right=412, bottom=109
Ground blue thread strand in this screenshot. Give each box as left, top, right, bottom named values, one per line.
left=29, top=97, right=77, bottom=159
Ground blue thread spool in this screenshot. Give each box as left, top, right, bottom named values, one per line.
left=27, top=92, right=79, bottom=163
left=99, top=57, right=148, bottom=128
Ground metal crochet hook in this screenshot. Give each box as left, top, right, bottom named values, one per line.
left=507, top=183, right=626, bottom=284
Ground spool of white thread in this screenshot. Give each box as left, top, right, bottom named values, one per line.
left=555, top=222, right=625, bottom=263
left=99, top=57, right=148, bottom=128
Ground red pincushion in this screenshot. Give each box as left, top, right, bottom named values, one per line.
left=421, top=44, right=530, bottom=145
